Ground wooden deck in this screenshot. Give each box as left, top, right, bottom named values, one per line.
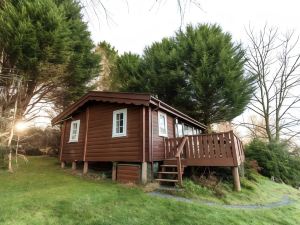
left=163, top=131, right=245, bottom=167
left=156, top=131, right=245, bottom=190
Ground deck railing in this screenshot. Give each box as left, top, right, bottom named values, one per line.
left=164, top=131, right=245, bottom=167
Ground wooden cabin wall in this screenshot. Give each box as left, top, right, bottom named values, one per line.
left=61, top=111, right=86, bottom=162
left=152, top=110, right=175, bottom=161
left=144, top=108, right=150, bottom=162
left=85, top=102, right=142, bottom=162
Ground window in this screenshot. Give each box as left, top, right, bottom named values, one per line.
left=158, top=112, right=168, bottom=137
left=183, top=124, right=189, bottom=135
left=69, top=120, right=80, bottom=142
left=175, top=121, right=184, bottom=137
left=112, top=108, right=127, bottom=137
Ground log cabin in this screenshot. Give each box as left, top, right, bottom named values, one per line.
left=52, top=91, right=245, bottom=190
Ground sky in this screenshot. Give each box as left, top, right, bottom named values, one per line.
left=85, top=0, right=300, bottom=54
left=35, top=0, right=300, bottom=141
left=81, top=0, right=300, bottom=141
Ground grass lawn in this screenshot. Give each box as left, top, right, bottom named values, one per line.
left=0, top=156, right=299, bottom=225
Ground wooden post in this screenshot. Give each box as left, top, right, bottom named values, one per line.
left=61, top=161, right=65, bottom=169
left=83, top=161, right=88, bottom=174
left=112, top=162, right=117, bottom=181
left=72, top=161, right=76, bottom=170
left=177, top=157, right=182, bottom=186
left=141, top=162, right=147, bottom=184
left=60, top=121, right=67, bottom=161
left=83, top=107, right=89, bottom=162
left=232, top=166, right=241, bottom=191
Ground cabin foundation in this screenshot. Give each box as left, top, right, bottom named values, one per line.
left=112, top=162, right=117, bottom=181
left=232, top=166, right=241, bottom=192
left=141, top=162, right=148, bottom=184
left=83, top=161, right=88, bottom=174
left=72, top=161, right=76, bottom=170
left=61, top=161, right=65, bottom=169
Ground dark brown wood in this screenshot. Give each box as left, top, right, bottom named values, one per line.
left=59, top=121, right=67, bottom=161
left=230, top=131, right=238, bottom=166
left=85, top=103, right=142, bottom=162
left=61, top=111, right=86, bottom=162
left=117, top=164, right=141, bottom=183
left=148, top=107, right=152, bottom=162
left=163, top=131, right=245, bottom=167
left=219, top=133, right=225, bottom=158
left=141, top=106, right=146, bottom=162
left=112, top=162, right=117, bottom=181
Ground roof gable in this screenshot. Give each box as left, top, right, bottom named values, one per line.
left=51, top=91, right=206, bottom=129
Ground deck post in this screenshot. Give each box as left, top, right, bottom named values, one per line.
left=112, top=162, right=117, bottom=181
left=83, top=161, right=88, bottom=174
left=141, top=162, right=147, bottom=184
left=61, top=161, right=65, bottom=169
left=232, top=166, right=241, bottom=191
left=72, top=161, right=76, bottom=170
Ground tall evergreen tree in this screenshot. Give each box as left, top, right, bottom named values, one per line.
left=115, top=24, right=255, bottom=127
left=0, top=0, right=99, bottom=116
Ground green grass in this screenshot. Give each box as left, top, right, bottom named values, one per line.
left=179, top=175, right=300, bottom=205
left=0, top=157, right=299, bottom=225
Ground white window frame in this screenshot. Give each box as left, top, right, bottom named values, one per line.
left=69, top=120, right=80, bottom=142
left=158, top=111, right=168, bottom=137
left=112, top=108, right=127, bottom=138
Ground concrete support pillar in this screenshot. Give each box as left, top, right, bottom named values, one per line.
left=141, top=162, right=147, bottom=184
left=232, top=166, right=241, bottom=192
left=61, top=161, right=65, bottom=169
left=72, top=161, right=76, bottom=170
left=112, top=162, right=117, bottom=181
left=83, top=161, right=88, bottom=174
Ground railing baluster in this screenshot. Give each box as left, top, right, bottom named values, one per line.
left=163, top=131, right=244, bottom=168
left=219, top=133, right=225, bottom=158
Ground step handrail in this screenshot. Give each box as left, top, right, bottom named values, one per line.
left=175, top=137, right=188, bottom=186
left=175, top=136, right=188, bottom=157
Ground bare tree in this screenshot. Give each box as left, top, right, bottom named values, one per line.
left=246, top=25, right=300, bottom=142
left=81, top=0, right=202, bottom=27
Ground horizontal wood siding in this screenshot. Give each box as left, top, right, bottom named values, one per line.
left=85, top=102, right=142, bottom=162
left=62, top=111, right=86, bottom=161
left=152, top=110, right=175, bottom=161
left=117, top=164, right=141, bottom=183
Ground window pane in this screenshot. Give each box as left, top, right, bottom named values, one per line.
left=115, top=112, right=125, bottom=134
left=177, top=124, right=183, bottom=137
left=184, top=124, right=189, bottom=135
left=188, top=127, right=193, bottom=135
left=159, top=114, right=166, bottom=135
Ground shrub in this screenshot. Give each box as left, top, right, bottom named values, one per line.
left=24, top=147, right=43, bottom=156
left=0, top=145, right=9, bottom=169
left=245, top=139, right=300, bottom=188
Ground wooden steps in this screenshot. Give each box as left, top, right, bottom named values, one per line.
left=157, top=171, right=179, bottom=175
left=155, top=179, right=178, bottom=182
left=155, top=161, right=185, bottom=186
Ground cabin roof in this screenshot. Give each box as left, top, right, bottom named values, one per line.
left=51, top=91, right=206, bottom=129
